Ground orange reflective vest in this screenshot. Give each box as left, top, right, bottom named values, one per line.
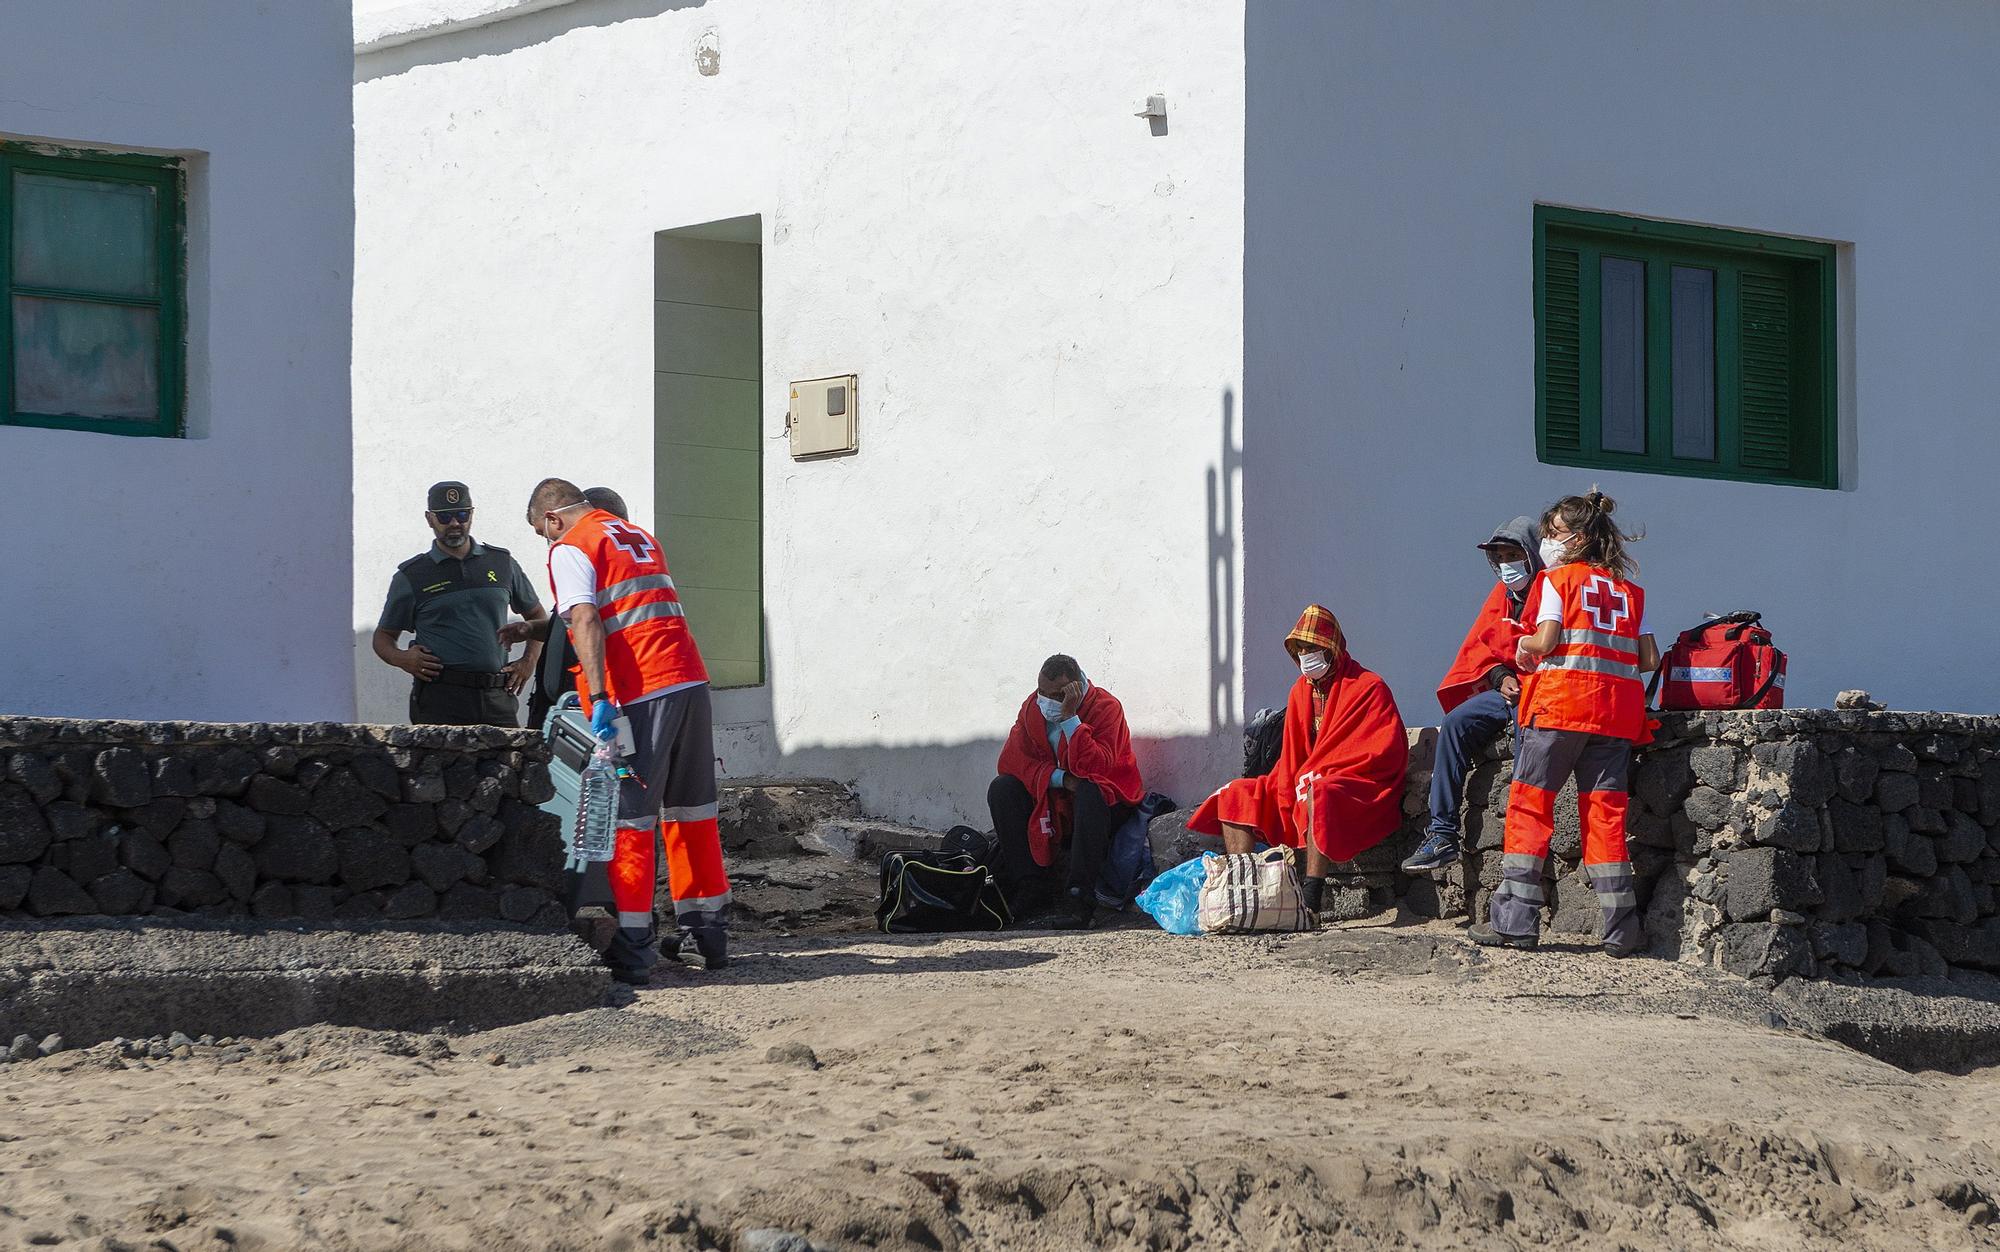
left=1519, top=563, right=1647, bottom=741
left=549, top=509, right=707, bottom=708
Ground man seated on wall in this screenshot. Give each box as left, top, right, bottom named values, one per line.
left=1187, top=605, right=1409, bottom=915
left=990, top=654, right=1145, bottom=930
left=1402, top=516, right=1543, bottom=874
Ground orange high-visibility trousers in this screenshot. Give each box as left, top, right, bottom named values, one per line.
left=661, top=813, right=730, bottom=921
left=608, top=685, right=731, bottom=976
left=1491, top=725, right=1642, bottom=950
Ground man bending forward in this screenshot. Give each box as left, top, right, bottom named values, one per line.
left=528, top=477, right=731, bottom=981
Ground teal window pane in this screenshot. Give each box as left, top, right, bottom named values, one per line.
left=11, top=295, right=159, bottom=419
left=1670, top=265, right=1717, bottom=461
left=12, top=172, right=158, bottom=297
left=1599, top=256, right=1647, bottom=454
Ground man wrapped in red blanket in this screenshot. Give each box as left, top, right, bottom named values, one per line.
left=991, top=653, right=1145, bottom=929
left=1189, top=605, right=1408, bottom=916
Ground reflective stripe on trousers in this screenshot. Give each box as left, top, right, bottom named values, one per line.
left=1490, top=850, right=1547, bottom=939
left=660, top=802, right=719, bottom=823
left=1587, top=859, right=1645, bottom=951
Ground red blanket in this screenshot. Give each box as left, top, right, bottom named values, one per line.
left=1190, top=655, right=1408, bottom=862
left=996, top=685, right=1146, bottom=867
left=1435, top=583, right=1531, bottom=714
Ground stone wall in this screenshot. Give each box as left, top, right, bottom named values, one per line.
left=0, top=719, right=569, bottom=927
left=1155, top=709, right=2000, bottom=983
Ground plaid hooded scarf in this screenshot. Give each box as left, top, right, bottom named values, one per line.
left=1285, top=604, right=1346, bottom=736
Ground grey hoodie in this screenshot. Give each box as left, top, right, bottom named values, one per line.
left=1481, top=515, right=1543, bottom=619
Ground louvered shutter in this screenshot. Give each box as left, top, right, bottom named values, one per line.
left=1540, top=246, right=1582, bottom=455
left=1738, top=269, right=1794, bottom=473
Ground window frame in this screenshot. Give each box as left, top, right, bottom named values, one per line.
left=1, top=141, right=186, bottom=439
left=1534, top=205, right=1838, bottom=489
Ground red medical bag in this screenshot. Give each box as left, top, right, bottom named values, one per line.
left=1651, top=612, right=1787, bottom=710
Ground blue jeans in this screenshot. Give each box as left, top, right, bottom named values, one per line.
left=1425, top=689, right=1515, bottom=840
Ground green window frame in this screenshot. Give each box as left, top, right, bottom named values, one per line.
left=1534, top=205, right=1836, bottom=488
left=1, top=142, right=185, bottom=439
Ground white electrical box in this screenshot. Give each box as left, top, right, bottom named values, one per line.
left=787, top=374, right=858, bottom=459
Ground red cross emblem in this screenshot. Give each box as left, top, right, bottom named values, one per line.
left=603, top=521, right=658, bottom=564
left=1579, top=575, right=1631, bottom=633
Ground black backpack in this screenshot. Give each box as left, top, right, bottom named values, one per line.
left=875, top=833, right=1012, bottom=933
left=1244, top=707, right=1285, bottom=776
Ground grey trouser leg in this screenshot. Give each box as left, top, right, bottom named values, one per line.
left=1489, top=725, right=1587, bottom=939
left=1572, top=735, right=1643, bottom=951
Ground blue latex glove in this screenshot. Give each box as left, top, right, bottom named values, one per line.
left=590, top=698, right=619, bottom=741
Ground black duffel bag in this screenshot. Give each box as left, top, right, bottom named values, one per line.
left=875, top=843, right=1012, bottom=934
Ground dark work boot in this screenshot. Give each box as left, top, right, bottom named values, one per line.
left=1048, top=891, right=1096, bottom=930
left=668, top=925, right=729, bottom=970
left=1468, top=921, right=1539, bottom=950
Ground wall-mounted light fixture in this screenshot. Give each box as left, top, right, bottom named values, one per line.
left=1135, top=94, right=1168, bottom=136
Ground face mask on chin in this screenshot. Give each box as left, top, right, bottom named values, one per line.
left=1497, top=561, right=1531, bottom=591
left=1036, top=695, right=1065, bottom=721
left=1538, top=537, right=1571, bottom=568
left=1298, top=650, right=1332, bottom=681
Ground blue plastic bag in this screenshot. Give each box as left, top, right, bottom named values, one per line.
left=1135, top=854, right=1212, bottom=936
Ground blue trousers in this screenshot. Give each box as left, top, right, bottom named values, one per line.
left=1425, top=689, right=1515, bottom=839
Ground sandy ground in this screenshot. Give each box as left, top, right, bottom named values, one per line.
left=4, top=915, right=2000, bottom=1251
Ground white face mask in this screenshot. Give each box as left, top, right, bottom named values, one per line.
left=1538, top=537, right=1571, bottom=568
left=1298, top=651, right=1332, bottom=680
left=1037, top=695, right=1066, bottom=721
left=1497, top=561, right=1532, bottom=591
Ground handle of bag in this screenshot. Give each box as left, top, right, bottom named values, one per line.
left=1715, top=610, right=1763, bottom=641
left=1745, top=648, right=1781, bottom=706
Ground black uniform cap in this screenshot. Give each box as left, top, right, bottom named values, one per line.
left=427, top=481, right=473, bottom=511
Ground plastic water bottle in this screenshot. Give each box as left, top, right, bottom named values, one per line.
left=571, top=738, right=620, bottom=865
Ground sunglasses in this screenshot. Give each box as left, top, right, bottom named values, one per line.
left=433, top=509, right=472, bottom=524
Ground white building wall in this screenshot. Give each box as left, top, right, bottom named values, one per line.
left=1245, top=0, right=1999, bottom=721
left=353, top=0, right=1245, bottom=826
left=2, top=2, right=355, bottom=722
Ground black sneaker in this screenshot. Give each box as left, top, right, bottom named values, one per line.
left=609, top=965, right=652, bottom=986
left=1468, top=922, right=1539, bottom=950
left=1400, top=832, right=1461, bottom=874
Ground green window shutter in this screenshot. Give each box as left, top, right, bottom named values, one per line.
left=1534, top=206, right=1835, bottom=489
left=1737, top=269, right=1794, bottom=473
left=1542, top=245, right=1582, bottom=455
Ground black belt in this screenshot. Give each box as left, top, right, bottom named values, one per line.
left=424, top=669, right=510, bottom=690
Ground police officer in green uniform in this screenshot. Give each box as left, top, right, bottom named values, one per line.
left=372, top=481, right=548, bottom=727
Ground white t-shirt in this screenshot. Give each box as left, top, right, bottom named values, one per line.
left=1536, top=574, right=1649, bottom=636
left=550, top=545, right=598, bottom=616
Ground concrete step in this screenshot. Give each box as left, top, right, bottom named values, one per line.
left=0, top=918, right=609, bottom=1049
left=718, top=778, right=861, bottom=857
left=796, top=818, right=946, bottom=860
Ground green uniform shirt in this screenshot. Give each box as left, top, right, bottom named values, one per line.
left=378, top=541, right=540, bottom=673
